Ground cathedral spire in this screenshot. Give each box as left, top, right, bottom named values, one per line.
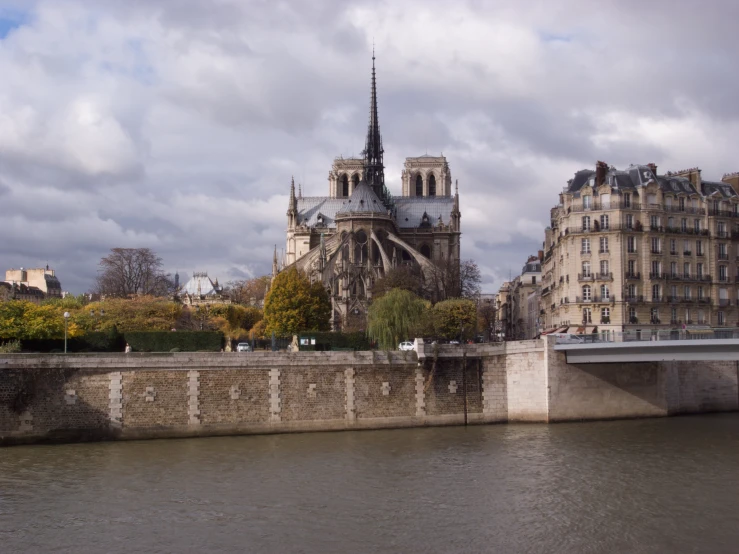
left=363, top=50, right=386, bottom=204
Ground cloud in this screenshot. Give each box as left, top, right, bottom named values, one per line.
left=0, top=0, right=738, bottom=294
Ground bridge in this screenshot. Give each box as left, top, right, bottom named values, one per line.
left=554, top=329, right=739, bottom=363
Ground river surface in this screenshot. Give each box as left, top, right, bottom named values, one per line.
left=2, top=415, right=739, bottom=553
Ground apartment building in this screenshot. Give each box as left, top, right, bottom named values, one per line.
left=541, top=163, right=739, bottom=335
left=498, top=255, right=542, bottom=340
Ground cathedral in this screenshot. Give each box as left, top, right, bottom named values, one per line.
left=277, top=54, right=462, bottom=331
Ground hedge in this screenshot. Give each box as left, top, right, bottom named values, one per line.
left=298, top=331, right=373, bottom=351
left=18, top=331, right=125, bottom=353
left=124, top=331, right=223, bottom=352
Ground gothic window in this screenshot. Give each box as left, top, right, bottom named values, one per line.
left=428, top=174, right=436, bottom=196
left=354, top=230, right=368, bottom=263
left=351, top=174, right=359, bottom=193
left=341, top=175, right=349, bottom=197
left=415, top=174, right=423, bottom=196
left=420, top=244, right=431, bottom=258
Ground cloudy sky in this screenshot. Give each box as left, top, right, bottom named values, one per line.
left=1, top=0, right=737, bottom=294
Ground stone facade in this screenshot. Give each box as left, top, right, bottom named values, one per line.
left=0, top=342, right=736, bottom=445
left=541, top=163, right=739, bottom=335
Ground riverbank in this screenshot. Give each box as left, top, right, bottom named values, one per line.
left=1, top=338, right=737, bottom=445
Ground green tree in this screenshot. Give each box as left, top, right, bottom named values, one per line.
left=263, top=268, right=331, bottom=335
left=431, top=298, right=477, bottom=340
left=367, top=288, right=428, bottom=350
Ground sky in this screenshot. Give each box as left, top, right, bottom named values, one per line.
left=1, top=0, right=738, bottom=294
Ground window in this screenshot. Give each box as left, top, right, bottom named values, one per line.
left=624, top=194, right=631, bottom=208
left=684, top=286, right=691, bottom=300
left=651, top=260, right=661, bottom=276
left=582, top=216, right=591, bottom=231
left=718, top=221, right=727, bottom=237
left=719, top=265, right=728, bottom=281
left=696, top=240, right=703, bottom=255
left=600, top=285, right=610, bottom=300
left=415, top=175, right=423, bottom=196
left=685, top=308, right=691, bottom=324
left=627, top=284, right=637, bottom=298
left=651, top=237, right=661, bottom=253
left=629, top=307, right=637, bottom=322
left=626, top=214, right=634, bottom=229
left=582, top=238, right=590, bottom=254
left=670, top=239, right=677, bottom=255
left=698, top=309, right=705, bottom=324
left=666, top=197, right=673, bottom=210
left=341, top=175, right=349, bottom=197
left=718, top=311, right=726, bottom=325
left=684, top=262, right=690, bottom=277
left=698, top=286, right=704, bottom=300
left=428, top=174, right=436, bottom=196
left=671, top=307, right=678, bottom=323
left=583, top=196, right=592, bottom=209
left=694, top=219, right=701, bottom=232
left=719, top=243, right=728, bottom=259
left=670, top=262, right=678, bottom=277
left=582, top=261, right=591, bottom=277
left=582, top=307, right=592, bottom=323
left=650, top=307, right=660, bottom=323
left=697, top=263, right=704, bottom=278
left=601, top=307, right=610, bottom=323
left=601, top=194, right=611, bottom=209
left=532, top=276, right=536, bottom=284
left=652, top=284, right=661, bottom=301
left=627, top=236, right=637, bottom=253
left=670, top=285, right=678, bottom=299
left=650, top=215, right=660, bottom=229
left=667, top=217, right=674, bottom=229
left=599, top=236, right=608, bottom=253
left=683, top=239, right=690, bottom=254
left=681, top=218, right=688, bottom=232
left=719, top=288, right=728, bottom=307
left=600, top=260, right=609, bottom=274
left=628, top=260, right=636, bottom=275
left=582, top=285, right=592, bottom=301
left=679, top=197, right=686, bottom=211
left=600, top=214, right=609, bottom=230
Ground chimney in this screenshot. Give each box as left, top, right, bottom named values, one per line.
left=595, top=161, right=608, bottom=187
left=538, top=250, right=544, bottom=262
left=722, top=172, right=739, bottom=195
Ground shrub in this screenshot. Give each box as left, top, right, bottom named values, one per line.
left=0, top=339, right=21, bottom=353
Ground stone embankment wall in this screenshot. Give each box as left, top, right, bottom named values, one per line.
left=0, top=339, right=736, bottom=445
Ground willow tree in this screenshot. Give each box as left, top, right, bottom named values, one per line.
left=367, top=288, right=428, bottom=350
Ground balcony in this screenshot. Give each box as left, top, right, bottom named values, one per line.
left=650, top=297, right=667, bottom=303
left=650, top=318, right=662, bottom=324
left=715, top=232, right=729, bottom=239
left=625, top=295, right=645, bottom=303
left=697, top=298, right=711, bottom=305
left=595, top=272, right=613, bottom=281
left=684, top=251, right=692, bottom=256
left=718, top=253, right=729, bottom=261
left=717, top=276, right=731, bottom=283
left=650, top=249, right=663, bottom=254
left=649, top=272, right=666, bottom=279
left=581, top=250, right=591, bottom=255
left=598, top=249, right=610, bottom=254
left=575, top=295, right=616, bottom=304
left=719, top=299, right=732, bottom=307
left=625, top=272, right=641, bottom=280
left=697, top=251, right=704, bottom=257
left=578, top=273, right=594, bottom=282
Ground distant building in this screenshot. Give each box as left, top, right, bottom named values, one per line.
left=180, top=272, right=231, bottom=306
left=2, top=266, right=62, bottom=301
left=497, top=255, right=542, bottom=340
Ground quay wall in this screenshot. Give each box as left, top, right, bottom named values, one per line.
left=0, top=339, right=736, bottom=445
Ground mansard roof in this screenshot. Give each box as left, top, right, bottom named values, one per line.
left=702, top=180, right=737, bottom=198
left=566, top=164, right=700, bottom=196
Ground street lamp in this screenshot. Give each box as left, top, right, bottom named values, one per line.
left=63, top=312, right=70, bottom=353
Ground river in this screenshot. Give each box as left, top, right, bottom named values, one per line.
left=2, top=415, right=739, bottom=553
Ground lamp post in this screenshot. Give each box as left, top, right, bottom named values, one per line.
left=63, top=311, right=70, bottom=353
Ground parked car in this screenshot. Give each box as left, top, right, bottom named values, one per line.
left=236, top=342, right=251, bottom=352
left=398, top=341, right=414, bottom=351
left=449, top=340, right=460, bottom=345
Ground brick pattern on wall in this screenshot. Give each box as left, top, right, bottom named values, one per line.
left=109, top=372, right=123, bottom=430
left=345, top=368, right=356, bottom=421
left=423, top=359, right=483, bottom=417
left=482, top=355, right=507, bottom=421
left=281, top=367, right=345, bottom=422
left=354, top=365, right=416, bottom=419
left=188, top=370, right=200, bottom=425
left=269, top=368, right=281, bottom=423
left=415, top=367, right=425, bottom=417
left=198, top=369, right=270, bottom=425
left=122, top=371, right=188, bottom=428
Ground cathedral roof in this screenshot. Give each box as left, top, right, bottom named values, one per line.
left=336, top=182, right=387, bottom=216
left=394, top=196, right=455, bottom=228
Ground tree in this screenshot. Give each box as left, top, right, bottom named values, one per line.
left=263, top=268, right=331, bottom=335
left=459, top=260, right=482, bottom=299
left=425, top=258, right=481, bottom=301
left=372, top=265, right=427, bottom=299
left=431, top=298, right=477, bottom=341
left=367, top=288, right=429, bottom=350
left=96, top=248, right=174, bottom=297
left=226, top=276, right=272, bottom=306
left=477, top=298, right=497, bottom=341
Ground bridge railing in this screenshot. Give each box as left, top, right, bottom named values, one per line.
left=554, top=328, right=739, bottom=345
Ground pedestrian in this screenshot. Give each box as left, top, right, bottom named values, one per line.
left=124, top=343, right=131, bottom=354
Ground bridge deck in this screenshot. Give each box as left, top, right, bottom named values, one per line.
left=554, top=339, right=739, bottom=363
